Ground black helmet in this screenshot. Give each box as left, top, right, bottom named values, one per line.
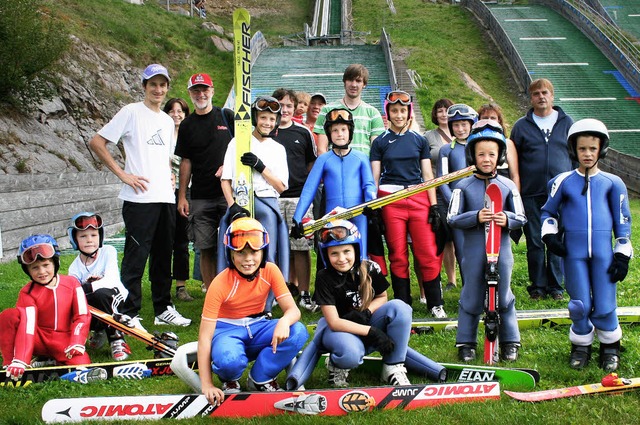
left=323, top=108, right=354, bottom=149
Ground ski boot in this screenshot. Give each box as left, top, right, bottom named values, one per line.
left=569, top=344, right=592, bottom=369
left=599, top=341, right=621, bottom=373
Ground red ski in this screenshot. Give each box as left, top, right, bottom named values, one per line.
left=484, top=183, right=502, bottom=364
left=504, top=375, right=640, bottom=402
left=41, top=381, right=500, bottom=422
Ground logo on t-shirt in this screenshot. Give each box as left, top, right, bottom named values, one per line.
left=147, top=130, right=166, bottom=146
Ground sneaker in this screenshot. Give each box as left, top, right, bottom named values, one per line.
left=222, top=380, right=241, bottom=394
left=431, top=305, right=447, bottom=319
left=247, top=376, right=283, bottom=392
left=551, top=292, right=564, bottom=301
left=458, top=345, right=477, bottom=362
left=201, top=283, right=207, bottom=293
left=569, top=344, right=592, bottom=369
left=154, top=305, right=192, bottom=327
left=110, top=339, right=131, bottom=361
left=599, top=342, right=621, bottom=373
left=325, top=357, right=350, bottom=387
left=176, top=286, right=194, bottom=302
left=299, top=292, right=319, bottom=312
left=500, top=343, right=519, bottom=362
left=381, top=363, right=411, bottom=386
left=116, top=314, right=147, bottom=333
left=529, top=291, right=544, bottom=301
left=419, top=297, right=427, bottom=305
left=30, top=357, right=57, bottom=368
left=445, top=282, right=457, bottom=292
left=88, top=330, right=108, bottom=350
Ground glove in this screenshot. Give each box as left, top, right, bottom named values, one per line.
left=608, top=253, right=630, bottom=283
left=290, top=220, right=304, bottom=239
left=363, top=206, right=386, bottom=235
left=229, top=202, right=250, bottom=222
left=363, top=327, right=395, bottom=356
left=5, top=359, right=28, bottom=381
left=64, top=344, right=86, bottom=359
left=240, top=152, right=266, bottom=173
left=542, top=233, right=567, bottom=257
left=428, top=205, right=448, bottom=255
left=342, top=309, right=372, bottom=325
left=81, top=282, right=94, bottom=294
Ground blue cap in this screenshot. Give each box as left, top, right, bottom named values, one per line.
left=141, top=64, right=170, bottom=83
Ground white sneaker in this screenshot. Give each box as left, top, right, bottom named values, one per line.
left=419, top=297, right=427, bottom=305
left=431, top=305, right=447, bottom=319
left=154, top=305, right=192, bottom=327
left=325, top=357, right=349, bottom=387
left=381, top=363, right=411, bottom=386
left=222, top=380, right=241, bottom=394
left=125, top=316, right=148, bottom=333
left=110, top=339, right=131, bottom=361
left=246, top=376, right=283, bottom=392
left=299, top=292, right=319, bottom=312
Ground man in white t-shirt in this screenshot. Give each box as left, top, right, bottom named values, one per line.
left=89, top=64, right=191, bottom=329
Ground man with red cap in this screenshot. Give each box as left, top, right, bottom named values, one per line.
left=175, top=73, right=235, bottom=290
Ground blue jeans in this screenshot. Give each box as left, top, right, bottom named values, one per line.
left=522, top=195, right=564, bottom=296
left=320, top=299, right=412, bottom=367
left=211, top=318, right=308, bottom=383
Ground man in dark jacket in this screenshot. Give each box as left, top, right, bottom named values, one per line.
left=511, top=78, right=574, bottom=301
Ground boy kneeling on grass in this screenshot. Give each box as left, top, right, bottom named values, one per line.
left=541, top=118, right=632, bottom=372
left=1, top=235, right=91, bottom=381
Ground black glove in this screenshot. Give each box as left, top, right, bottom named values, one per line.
left=428, top=205, right=447, bottom=256
left=363, top=327, right=395, bottom=356
left=608, top=253, right=630, bottom=282
left=228, top=202, right=250, bottom=222
left=542, top=233, right=567, bottom=257
left=342, top=309, right=372, bottom=325
left=290, top=220, right=304, bottom=239
left=81, top=282, right=93, bottom=295
left=240, top=152, right=266, bottom=173
left=363, top=206, right=386, bottom=235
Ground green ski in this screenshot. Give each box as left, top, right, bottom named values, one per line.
left=233, top=8, right=253, bottom=216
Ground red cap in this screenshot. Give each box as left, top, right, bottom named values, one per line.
left=187, top=73, right=214, bottom=89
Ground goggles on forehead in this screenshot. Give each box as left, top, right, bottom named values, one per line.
left=72, top=214, right=103, bottom=231
left=472, top=119, right=504, bottom=134
left=326, top=109, right=352, bottom=122
left=447, top=104, right=477, bottom=119
left=226, top=230, right=269, bottom=251
left=386, top=90, right=411, bottom=105
left=319, top=226, right=355, bottom=244
left=254, top=98, right=281, bottom=114
left=20, top=243, right=57, bottom=265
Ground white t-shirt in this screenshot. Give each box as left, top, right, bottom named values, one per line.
left=221, top=135, right=289, bottom=198
left=68, top=245, right=129, bottom=300
left=532, top=109, right=559, bottom=143
left=98, top=102, right=175, bottom=203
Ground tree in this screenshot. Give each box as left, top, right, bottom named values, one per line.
left=0, top=0, right=69, bottom=102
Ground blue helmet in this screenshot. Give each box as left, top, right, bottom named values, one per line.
left=68, top=212, right=104, bottom=251
left=465, top=119, right=508, bottom=167
left=447, top=103, right=478, bottom=136
left=17, top=234, right=61, bottom=276
left=318, top=220, right=361, bottom=269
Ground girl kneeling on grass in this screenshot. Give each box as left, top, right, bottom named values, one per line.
left=296, top=220, right=444, bottom=388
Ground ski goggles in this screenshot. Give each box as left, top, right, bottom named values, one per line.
left=385, top=90, right=412, bottom=105
left=471, top=119, right=504, bottom=134
left=226, top=230, right=269, bottom=251
left=326, top=109, right=352, bottom=122
left=71, top=214, right=103, bottom=231
left=20, top=243, right=57, bottom=265
left=447, top=104, right=477, bottom=119
left=319, top=225, right=356, bottom=244
left=254, top=98, right=281, bottom=114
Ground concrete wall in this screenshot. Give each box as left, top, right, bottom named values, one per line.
left=0, top=172, right=124, bottom=261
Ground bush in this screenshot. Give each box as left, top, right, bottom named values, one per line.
left=0, top=0, right=69, bottom=103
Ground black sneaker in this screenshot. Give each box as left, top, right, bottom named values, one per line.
left=500, top=343, right=519, bottom=362
left=569, top=344, right=592, bottom=369
left=599, top=342, right=621, bottom=372
left=550, top=292, right=564, bottom=301
left=458, top=345, right=476, bottom=362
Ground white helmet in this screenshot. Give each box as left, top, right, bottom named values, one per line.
left=567, top=118, right=609, bottom=161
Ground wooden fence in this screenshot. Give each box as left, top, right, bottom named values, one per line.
left=0, top=172, right=124, bottom=261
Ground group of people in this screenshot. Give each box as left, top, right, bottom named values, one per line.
left=1, top=63, right=632, bottom=401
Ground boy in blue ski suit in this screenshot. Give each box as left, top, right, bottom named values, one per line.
left=447, top=120, right=527, bottom=362
left=541, top=119, right=632, bottom=372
